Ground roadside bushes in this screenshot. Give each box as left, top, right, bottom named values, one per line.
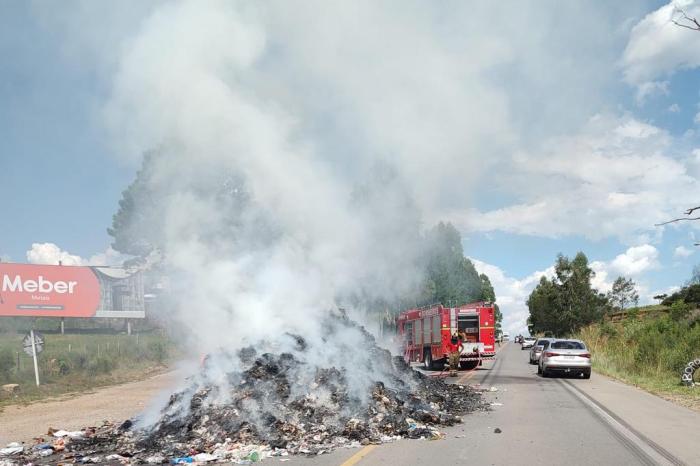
left=0, top=348, right=14, bottom=381
left=577, top=310, right=700, bottom=382
left=0, top=333, right=173, bottom=388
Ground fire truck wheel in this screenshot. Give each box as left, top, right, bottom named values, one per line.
left=460, top=360, right=478, bottom=370
left=423, top=350, right=441, bottom=371
left=423, top=350, right=432, bottom=370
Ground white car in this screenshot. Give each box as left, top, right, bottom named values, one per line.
left=521, top=337, right=536, bottom=349
left=539, top=339, right=592, bottom=379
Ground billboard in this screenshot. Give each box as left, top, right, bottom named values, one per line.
left=0, top=263, right=145, bottom=318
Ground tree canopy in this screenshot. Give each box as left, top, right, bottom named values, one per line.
left=527, top=252, right=608, bottom=336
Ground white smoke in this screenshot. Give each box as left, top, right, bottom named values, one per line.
left=97, top=1, right=471, bottom=356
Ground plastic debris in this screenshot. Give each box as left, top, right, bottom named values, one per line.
left=11, top=315, right=488, bottom=464
left=0, top=444, right=23, bottom=457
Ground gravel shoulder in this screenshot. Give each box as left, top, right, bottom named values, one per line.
left=0, top=370, right=184, bottom=445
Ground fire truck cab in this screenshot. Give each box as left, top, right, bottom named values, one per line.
left=397, top=302, right=496, bottom=370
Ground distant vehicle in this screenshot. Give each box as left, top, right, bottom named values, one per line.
left=502, top=332, right=510, bottom=341
left=397, top=302, right=497, bottom=371
left=539, top=339, right=591, bottom=379
left=521, top=337, right=536, bottom=349
left=529, top=338, right=553, bottom=364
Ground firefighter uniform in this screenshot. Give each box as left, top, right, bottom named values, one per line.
left=447, top=333, right=463, bottom=376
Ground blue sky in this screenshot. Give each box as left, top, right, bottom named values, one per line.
left=2, top=1, right=700, bottom=335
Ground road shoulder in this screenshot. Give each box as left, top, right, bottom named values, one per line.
left=575, top=372, right=700, bottom=465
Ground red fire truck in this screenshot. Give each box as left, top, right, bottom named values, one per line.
left=397, top=302, right=497, bottom=370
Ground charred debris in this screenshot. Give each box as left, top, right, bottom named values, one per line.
left=5, top=313, right=487, bottom=465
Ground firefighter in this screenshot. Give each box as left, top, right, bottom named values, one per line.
left=448, top=332, right=463, bottom=376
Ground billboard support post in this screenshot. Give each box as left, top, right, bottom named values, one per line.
left=127, top=320, right=132, bottom=335
left=60, top=318, right=65, bottom=335
left=30, top=330, right=40, bottom=386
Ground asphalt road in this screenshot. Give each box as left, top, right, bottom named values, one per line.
left=280, top=342, right=700, bottom=466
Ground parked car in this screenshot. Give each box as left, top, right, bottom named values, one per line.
left=521, top=337, right=536, bottom=349
left=529, top=338, right=552, bottom=364
left=538, top=339, right=591, bottom=379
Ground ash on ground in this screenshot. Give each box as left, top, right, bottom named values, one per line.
left=4, top=314, right=487, bottom=465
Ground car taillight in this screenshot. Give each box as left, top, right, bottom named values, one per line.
left=544, top=352, right=560, bottom=358
left=580, top=353, right=591, bottom=358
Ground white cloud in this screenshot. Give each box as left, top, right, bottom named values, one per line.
left=471, top=258, right=554, bottom=337
left=674, top=245, right=694, bottom=258
left=668, top=103, right=680, bottom=112
left=455, top=114, right=700, bottom=241
left=473, top=245, right=662, bottom=335
left=26, top=243, right=125, bottom=266
left=622, top=0, right=700, bottom=87
left=610, top=244, right=660, bottom=276
left=635, top=80, right=669, bottom=105
left=27, top=243, right=84, bottom=266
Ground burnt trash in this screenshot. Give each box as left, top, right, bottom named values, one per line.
left=14, top=314, right=488, bottom=465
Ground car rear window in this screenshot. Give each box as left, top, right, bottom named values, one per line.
left=550, top=341, right=585, bottom=350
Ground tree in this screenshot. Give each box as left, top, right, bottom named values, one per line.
left=108, top=149, right=251, bottom=260
left=527, top=252, right=608, bottom=336
left=672, top=8, right=700, bottom=31
left=421, top=222, right=483, bottom=306
left=687, top=264, right=700, bottom=286
left=607, top=276, right=639, bottom=312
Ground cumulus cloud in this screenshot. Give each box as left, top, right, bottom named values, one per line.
left=27, top=243, right=84, bottom=266
left=674, top=245, right=694, bottom=258
left=635, top=80, right=669, bottom=105
left=609, top=244, right=660, bottom=275
left=456, top=114, right=700, bottom=241
left=622, top=0, right=700, bottom=87
left=668, top=103, right=681, bottom=112
left=471, top=258, right=554, bottom=337
left=26, top=243, right=125, bottom=266
left=473, top=245, right=661, bottom=335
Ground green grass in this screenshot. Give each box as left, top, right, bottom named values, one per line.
left=0, top=332, right=174, bottom=407
left=576, top=319, right=700, bottom=411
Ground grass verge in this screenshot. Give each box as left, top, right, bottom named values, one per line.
left=576, top=320, right=700, bottom=412
left=0, top=332, right=174, bottom=408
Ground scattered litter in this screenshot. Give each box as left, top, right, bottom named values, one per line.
left=11, top=314, right=488, bottom=464
left=51, top=429, right=84, bottom=440
left=488, top=387, right=499, bottom=392
left=170, top=457, right=194, bottom=464
left=490, top=402, right=503, bottom=407
left=494, top=428, right=502, bottom=433
left=0, top=444, right=23, bottom=457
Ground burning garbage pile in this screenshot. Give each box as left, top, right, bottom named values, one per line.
left=4, top=314, right=487, bottom=465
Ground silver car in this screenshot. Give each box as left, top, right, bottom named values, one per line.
left=529, top=338, right=552, bottom=364
left=538, top=339, right=591, bottom=379
left=521, top=337, right=536, bottom=350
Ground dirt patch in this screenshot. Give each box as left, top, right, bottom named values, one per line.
left=0, top=370, right=182, bottom=445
